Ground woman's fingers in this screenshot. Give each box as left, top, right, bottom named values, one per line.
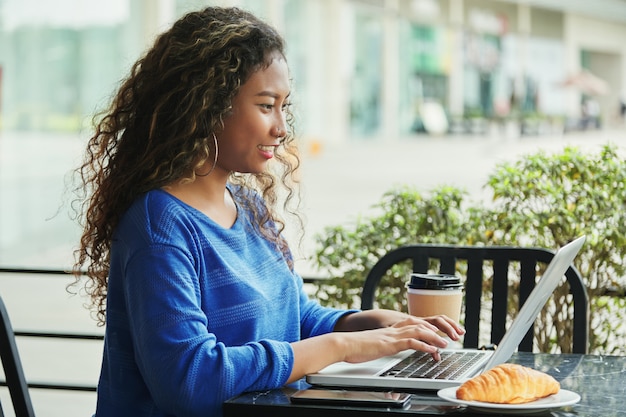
left=391, top=314, right=465, bottom=342
left=391, top=316, right=440, bottom=333
left=342, top=323, right=449, bottom=364
left=422, top=315, right=466, bottom=340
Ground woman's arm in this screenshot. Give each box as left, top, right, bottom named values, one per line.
left=287, top=310, right=465, bottom=384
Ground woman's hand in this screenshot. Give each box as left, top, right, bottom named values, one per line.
left=334, top=321, right=448, bottom=364
left=419, top=314, right=466, bottom=340
left=288, top=309, right=466, bottom=383
left=334, top=309, right=465, bottom=342
left=288, top=318, right=449, bottom=383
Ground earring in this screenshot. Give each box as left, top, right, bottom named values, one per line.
left=195, top=133, right=219, bottom=177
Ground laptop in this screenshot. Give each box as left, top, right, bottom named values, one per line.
left=306, top=236, right=586, bottom=391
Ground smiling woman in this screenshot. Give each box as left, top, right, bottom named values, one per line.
left=68, top=6, right=464, bottom=417
left=162, top=50, right=293, bottom=228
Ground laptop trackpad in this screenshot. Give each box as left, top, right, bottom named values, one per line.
left=315, top=351, right=410, bottom=376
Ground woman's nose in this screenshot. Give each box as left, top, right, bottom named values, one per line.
left=272, top=126, right=285, bottom=138
left=272, top=119, right=287, bottom=138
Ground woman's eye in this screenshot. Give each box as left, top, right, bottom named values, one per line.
left=259, top=102, right=290, bottom=112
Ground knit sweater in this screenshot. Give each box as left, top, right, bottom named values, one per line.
left=94, top=188, right=352, bottom=417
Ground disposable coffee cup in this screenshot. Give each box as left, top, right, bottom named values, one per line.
left=407, top=273, right=463, bottom=323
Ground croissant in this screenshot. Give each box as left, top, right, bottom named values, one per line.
left=456, top=363, right=560, bottom=404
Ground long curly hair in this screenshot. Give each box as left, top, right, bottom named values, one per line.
left=70, top=7, right=302, bottom=326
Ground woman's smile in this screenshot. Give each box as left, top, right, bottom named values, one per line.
left=258, top=144, right=278, bottom=159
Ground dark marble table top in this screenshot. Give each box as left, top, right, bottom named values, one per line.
left=223, top=352, right=626, bottom=417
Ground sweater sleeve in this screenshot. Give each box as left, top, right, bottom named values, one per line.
left=121, top=243, right=294, bottom=417
left=294, top=272, right=359, bottom=338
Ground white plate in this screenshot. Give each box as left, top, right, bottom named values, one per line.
left=437, top=387, right=581, bottom=414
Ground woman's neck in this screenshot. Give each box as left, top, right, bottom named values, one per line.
left=163, top=173, right=237, bottom=228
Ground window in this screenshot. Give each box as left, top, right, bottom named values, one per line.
left=0, top=0, right=135, bottom=267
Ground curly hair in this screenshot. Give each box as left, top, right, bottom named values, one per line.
left=70, top=7, right=302, bottom=326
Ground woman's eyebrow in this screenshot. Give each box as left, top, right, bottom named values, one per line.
left=255, top=91, right=291, bottom=100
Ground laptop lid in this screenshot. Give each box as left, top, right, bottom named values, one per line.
left=481, top=235, right=585, bottom=370
left=306, top=236, right=585, bottom=391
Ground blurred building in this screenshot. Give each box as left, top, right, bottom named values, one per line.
left=1, top=0, right=625, bottom=143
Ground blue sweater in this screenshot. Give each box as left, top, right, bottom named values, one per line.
left=95, top=188, right=351, bottom=417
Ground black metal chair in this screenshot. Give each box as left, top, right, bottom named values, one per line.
left=360, top=244, right=589, bottom=354
left=0, top=294, right=36, bottom=417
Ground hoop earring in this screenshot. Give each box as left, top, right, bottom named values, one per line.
left=196, top=133, right=219, bottom=177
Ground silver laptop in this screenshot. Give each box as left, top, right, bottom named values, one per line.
left=306, top=236, right=586, bottom=391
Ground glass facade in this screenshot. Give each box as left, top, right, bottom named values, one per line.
left=405, top=23, right=451, bottom=133
left=0, top=0, right=134, bottom=132
left=349, top=7, right=383, bottom=137
left=0, top=0, right=137, bottom=267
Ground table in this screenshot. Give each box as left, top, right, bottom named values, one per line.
left=223, top=352, right=626, bottom=416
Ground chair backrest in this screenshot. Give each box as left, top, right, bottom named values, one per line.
left=0, top=295, right=36, bottom=417
left=360, top=244, right=589, bottom=354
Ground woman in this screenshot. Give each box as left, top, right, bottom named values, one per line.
left=71, top=6, right=464, bottom=417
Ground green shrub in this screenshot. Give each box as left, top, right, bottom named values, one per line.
left=312, top=144, right=626, bottom=354
left=312, top=185, right=469, bottom=310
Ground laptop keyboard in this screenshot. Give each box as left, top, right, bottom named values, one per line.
left=380, top=351, right=485, bottom=380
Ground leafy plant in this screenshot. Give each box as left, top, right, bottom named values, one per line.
left=313, top=185, right=470, bottom=310
left=312, top=144, right=626, bottom=355
left=480, top=144, right=626, bottom=354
